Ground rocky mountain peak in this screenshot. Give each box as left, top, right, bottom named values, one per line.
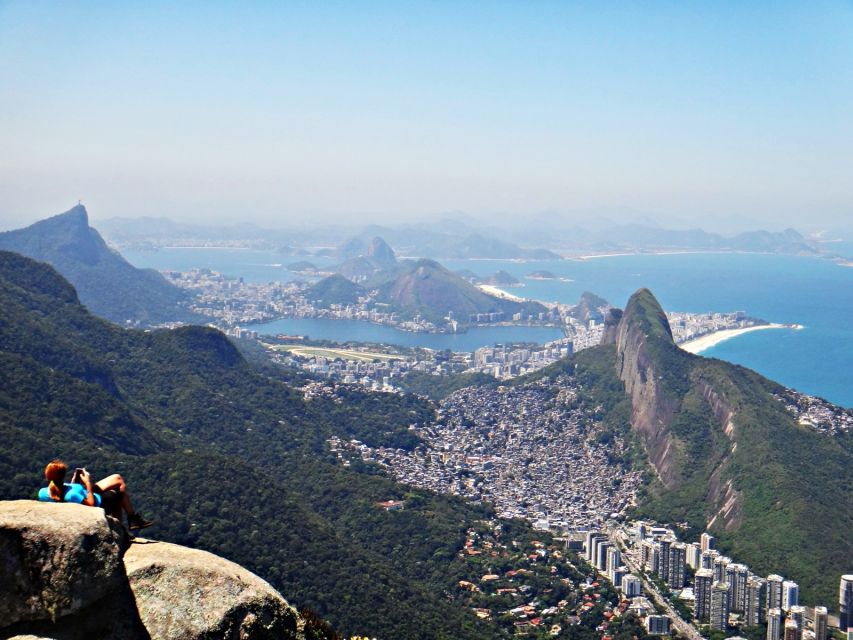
left=613, top=288, right=684, bottom=489
left=366, top=236, right=397, bottom=268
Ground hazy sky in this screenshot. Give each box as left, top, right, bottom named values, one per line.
left=1, top=1, right=852, bottom=231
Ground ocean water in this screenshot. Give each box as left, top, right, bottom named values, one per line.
left=443, top=253, right=853, bottom=407
left=124, top=249, right=853, bottom=407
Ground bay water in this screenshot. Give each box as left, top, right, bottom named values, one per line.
left=125, top=248, right=853, bottom=407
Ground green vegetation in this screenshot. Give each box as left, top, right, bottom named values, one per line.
left=0, top=249, right=536, bottom=639
left=610, top=288, right=853, bottom=606
left=397, top=370, right=497, bottom=400
left=307, top=274, right=366, bottom=305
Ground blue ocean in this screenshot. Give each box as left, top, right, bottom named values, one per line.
left=125, top=249, right=853, bottom=407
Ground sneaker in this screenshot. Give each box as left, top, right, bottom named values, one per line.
left=128, top=513, right=155, bottom=530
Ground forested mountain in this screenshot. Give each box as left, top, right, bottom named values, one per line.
left=373, top=259, right=546, bottom=323
left=0, top=250, right=505, bottom=639
left=0, top=205, right=197, bottom=325
left=557, top=289, right=850, bottom=606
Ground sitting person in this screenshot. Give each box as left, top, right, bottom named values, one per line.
left=38, top=459, right=153, bottom=530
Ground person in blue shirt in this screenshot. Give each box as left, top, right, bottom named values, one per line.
left=39, top=459, right=153, bottom=531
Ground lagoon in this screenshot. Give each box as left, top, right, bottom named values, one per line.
left=251, top=317, right=566, bottom=352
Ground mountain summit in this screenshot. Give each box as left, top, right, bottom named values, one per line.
left=365, top=236, right=397, bottom=269
left=0, top=205, right=195, bottom=325
left=603, top=288, right=852, bottom=604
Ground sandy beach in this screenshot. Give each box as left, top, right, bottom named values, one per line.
left=680, top=323, right=802, bottom=354
left=477, top=284, right=526, bottom=302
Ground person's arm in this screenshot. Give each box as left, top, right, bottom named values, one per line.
left=79, top=469, right=97, bottom=507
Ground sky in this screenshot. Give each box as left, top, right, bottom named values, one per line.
left=1, top=1, right=852, bottom=232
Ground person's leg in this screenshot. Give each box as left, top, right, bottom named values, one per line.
left=96, top=474, right=135, bottom=516
left=96, top=474, right=153, bottom=530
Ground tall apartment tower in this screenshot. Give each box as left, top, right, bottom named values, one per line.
left=701, top=532, right=716, bottom=552
left=784, top=619, right=800, bottom=640
left=694, top=569, right=714, bottom=622
left=621, top=574, right=643, bottom=597
left=813, top=606, right=827, bottom=640
left=686, top=543, right=702, bottom=570
left=782, top=580, right=800, bottom=612
left=714, top=555, right=731, bottom=583
left=841, top=575, right=853, bottom=632
left=597, top=541, right=612, bottom=572
left=585, top=532, right=603, bottom=562
left=745, top=577, right=767, bottom=626
left=767, top=575, right=785, bottom=611
left=607, top=547, right=622, bottom=580
left=701, top=549, right=719, bottom=570
left=658, top=538, right=672, bottom=581
left=711, top=581, right=731, bottom=631
left=669, top=542, right=687, bottom=588
left=767, top=608, right=784, bottom=640
left=642, top=540, right=658, bottom=573
left=788, top=605, right=806, bottom=640
left=727, top=564, right=750, bottom=612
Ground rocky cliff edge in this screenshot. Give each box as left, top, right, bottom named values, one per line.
left=0, top=501, right=305, bottom=640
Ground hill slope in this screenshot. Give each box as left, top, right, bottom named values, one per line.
left=374, top=258, right=546, bottom=323
left=0, top=250, right=508, bottom=639
left=607, top=288, right=852, bottom=605
left=0, top=205, right=195, bottom=325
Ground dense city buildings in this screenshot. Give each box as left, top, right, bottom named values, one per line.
left=610, top=521, right=846, bottom=640
left=340, top=378, right=643, bottom=528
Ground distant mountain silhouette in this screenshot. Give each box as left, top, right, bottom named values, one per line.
left=0, top=204, right=196, bottom=325
left=334, top=236, right=399, bottom=282
left=365, top=236, right=397, bottom=269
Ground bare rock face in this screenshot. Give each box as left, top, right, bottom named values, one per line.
left=0, top=500, right=129, bottom=626
left=0, top=501, right=306, bottom=640
left=614, top=289, right=683, bottom=489
left=125, top=539, right=302, bottom=640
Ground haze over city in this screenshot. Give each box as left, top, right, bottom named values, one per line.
left=1, top=1, right=852, bottom=232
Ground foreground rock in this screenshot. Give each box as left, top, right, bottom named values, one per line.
left=0, top=500, right=130, bottom=626
left=125, top=539, right=302, bottom=640
left=0, top=501, right=305, bottom=640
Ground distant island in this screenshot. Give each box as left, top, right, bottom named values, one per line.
left=526, top=270, right=573, bottom=282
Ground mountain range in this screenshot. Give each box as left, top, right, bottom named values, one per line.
left=0, top=205, right=197, bottom=325
left=0, top=238, right=849, bottom=620
left=311, top=239, right=547, bottom=324
left=96, top=215, right=824, bottom=259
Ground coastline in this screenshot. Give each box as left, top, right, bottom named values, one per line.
left=680, top=323, right=802, bottom=354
